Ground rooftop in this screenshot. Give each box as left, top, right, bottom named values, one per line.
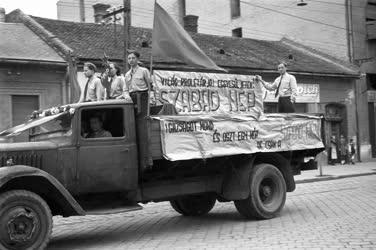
left=5, top=9, right=360, bottom=77
left=0, top=22, right=65, bottom=63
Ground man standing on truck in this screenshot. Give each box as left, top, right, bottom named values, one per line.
left=256, top=62, right=298, bottom=113
left=79, top=62, right=104, bottom=102
left=124, top=50, right=152, bottom=116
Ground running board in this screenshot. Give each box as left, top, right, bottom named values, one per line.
left=86, top=204, right=143, bottom=215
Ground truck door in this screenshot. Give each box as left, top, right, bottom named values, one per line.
left=76, top=105, right=138, bottom=194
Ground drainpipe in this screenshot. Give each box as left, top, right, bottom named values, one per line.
left=345, top=0, right=354, bottom=62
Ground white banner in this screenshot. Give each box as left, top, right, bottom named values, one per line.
left=264, top=83, right=320, bottom=103
left=154, top=114, right=324, bottom=161
left=153, top=70, right=264, bottom=117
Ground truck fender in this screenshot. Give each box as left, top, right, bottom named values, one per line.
left=221, top=155, right=256, bottom=200
left=0, top=165, right=85, bottom=217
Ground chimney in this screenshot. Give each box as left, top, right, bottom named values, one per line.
left=93, top=3, right=110, bottom=23
left=183, top=15, right=198, bottom=33
left=0, top=8, right=5, bottom=22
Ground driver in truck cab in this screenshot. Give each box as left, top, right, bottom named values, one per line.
left=85, top=115, right=112, bottom=139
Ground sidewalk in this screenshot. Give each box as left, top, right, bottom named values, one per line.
left=295, top=160, right=376, bottom=184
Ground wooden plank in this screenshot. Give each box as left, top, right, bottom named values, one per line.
left=366, top=5, right=376, bottom=20
left=149, top=119, right=163, bottom=160
left=367, top=21, right=376, bottom=40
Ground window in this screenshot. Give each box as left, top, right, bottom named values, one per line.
left=230, top=0, right=241, bottom=18
left=81, top=108, right=124, bottom=139
left=367, top=74, right=376, bottom=90
left=232, top=27, right=243, bottom=38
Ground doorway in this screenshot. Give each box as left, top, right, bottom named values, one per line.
left=11, top=95, right=39, bottom=142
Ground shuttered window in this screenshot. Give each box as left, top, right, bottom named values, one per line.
left=230, top=0, right=241, bottom=18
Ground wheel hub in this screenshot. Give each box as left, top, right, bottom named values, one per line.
left=7, top=208, right=37, bottom=242
left=262, top=185, right=272, bottom=197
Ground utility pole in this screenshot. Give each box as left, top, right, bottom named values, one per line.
left=103, top=1, right=131, bottom=73
left=123, top=0, right=131, bottom=73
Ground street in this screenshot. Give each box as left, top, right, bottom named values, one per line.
left=48, top=175, right=376, bottom=250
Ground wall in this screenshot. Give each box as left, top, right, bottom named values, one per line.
left=0, top=64, right=66, bottom=131
left=351, top=0, right=376, bottom=62
left=185, top=0, right=349, bottom=61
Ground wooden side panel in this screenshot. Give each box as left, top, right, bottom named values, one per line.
left=366, top=21, right=376, bottom=40
left=149, top=119, right=163, bottom=160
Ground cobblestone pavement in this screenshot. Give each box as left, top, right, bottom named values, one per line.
left=48, top=175, right=376, bottom=250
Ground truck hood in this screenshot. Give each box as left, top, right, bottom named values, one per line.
left=0, top=141, right=58, bottom=152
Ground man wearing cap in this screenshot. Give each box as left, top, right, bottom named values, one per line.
left=79, top=62, right=104, bottom=102
left=256, top=62, right=298, bottom=113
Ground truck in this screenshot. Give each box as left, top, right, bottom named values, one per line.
left=0, top=99, right=324, bottom=250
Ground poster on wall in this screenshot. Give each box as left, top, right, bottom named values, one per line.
left=153, top=70, right=265, bottom=117
left=154, top=114, right=324, bottom=161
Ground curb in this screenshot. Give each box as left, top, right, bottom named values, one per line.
left=295, top=171, right=376, bottom=184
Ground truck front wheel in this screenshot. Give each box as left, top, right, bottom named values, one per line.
left=0, top=190, right=52, bottom=250
left=170, top=194, right=216, bottom=216
left=234, top=163, right=286, bottom=220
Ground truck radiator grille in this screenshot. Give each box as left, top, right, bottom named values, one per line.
left=0, top=153, right=43, bottom=169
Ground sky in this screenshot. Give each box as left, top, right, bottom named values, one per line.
left=1, top=0, right=59, bottom=19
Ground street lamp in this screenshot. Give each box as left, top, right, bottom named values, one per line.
left=297, top=0, right=308, bottom=6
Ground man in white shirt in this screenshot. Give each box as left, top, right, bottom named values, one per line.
left=79, top=62, right=104, bottom=102
left=256, top=62, right=298, bottom=113
left=124, top=50, right=152, bottom=116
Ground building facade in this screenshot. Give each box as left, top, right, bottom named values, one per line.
left=0, top=19, right=67, bottom=141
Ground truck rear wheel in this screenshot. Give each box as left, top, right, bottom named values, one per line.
left=0, top=190, right=52, bottom=250
left=234, top=163, right=286, bottom=220
left=170, top=194, right=216, bottom=216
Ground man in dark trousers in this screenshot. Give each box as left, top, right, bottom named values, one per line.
left=124, top=50, right=152, bottom=169
left=256, top=62, right=298, bottom=113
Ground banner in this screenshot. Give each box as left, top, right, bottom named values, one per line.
left=154, top=114, right=324, bottom=161
left=264, top=83, right=320, bottom=103
left=153, top=70, right=264, bottom=117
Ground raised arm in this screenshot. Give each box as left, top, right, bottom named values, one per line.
left=256, top=75, right=278, bottom=91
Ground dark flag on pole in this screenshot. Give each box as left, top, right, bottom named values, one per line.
left=66, top=53, right=81, bottom=103
left=152, top=2, right=225, bottom=72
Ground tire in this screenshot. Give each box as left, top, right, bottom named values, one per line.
left=0, top=190, right=52, bottom=250
left=170, top=194, right=216, bottom=216
left=234, top=163, right=286, bottom=220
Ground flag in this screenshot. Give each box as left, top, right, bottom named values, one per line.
left=66, top=53, right=81, bottom=103
left=152, top=2, right=225, bottom=72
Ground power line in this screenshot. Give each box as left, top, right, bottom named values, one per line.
left=240, top=1, right=367, bottom=36
left=308, top=0, right=366, bottom=9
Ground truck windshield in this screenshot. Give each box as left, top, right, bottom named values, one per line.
left=0, top=112, right=73, bottom=141
left=29, top=112, right=73, bottom=141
